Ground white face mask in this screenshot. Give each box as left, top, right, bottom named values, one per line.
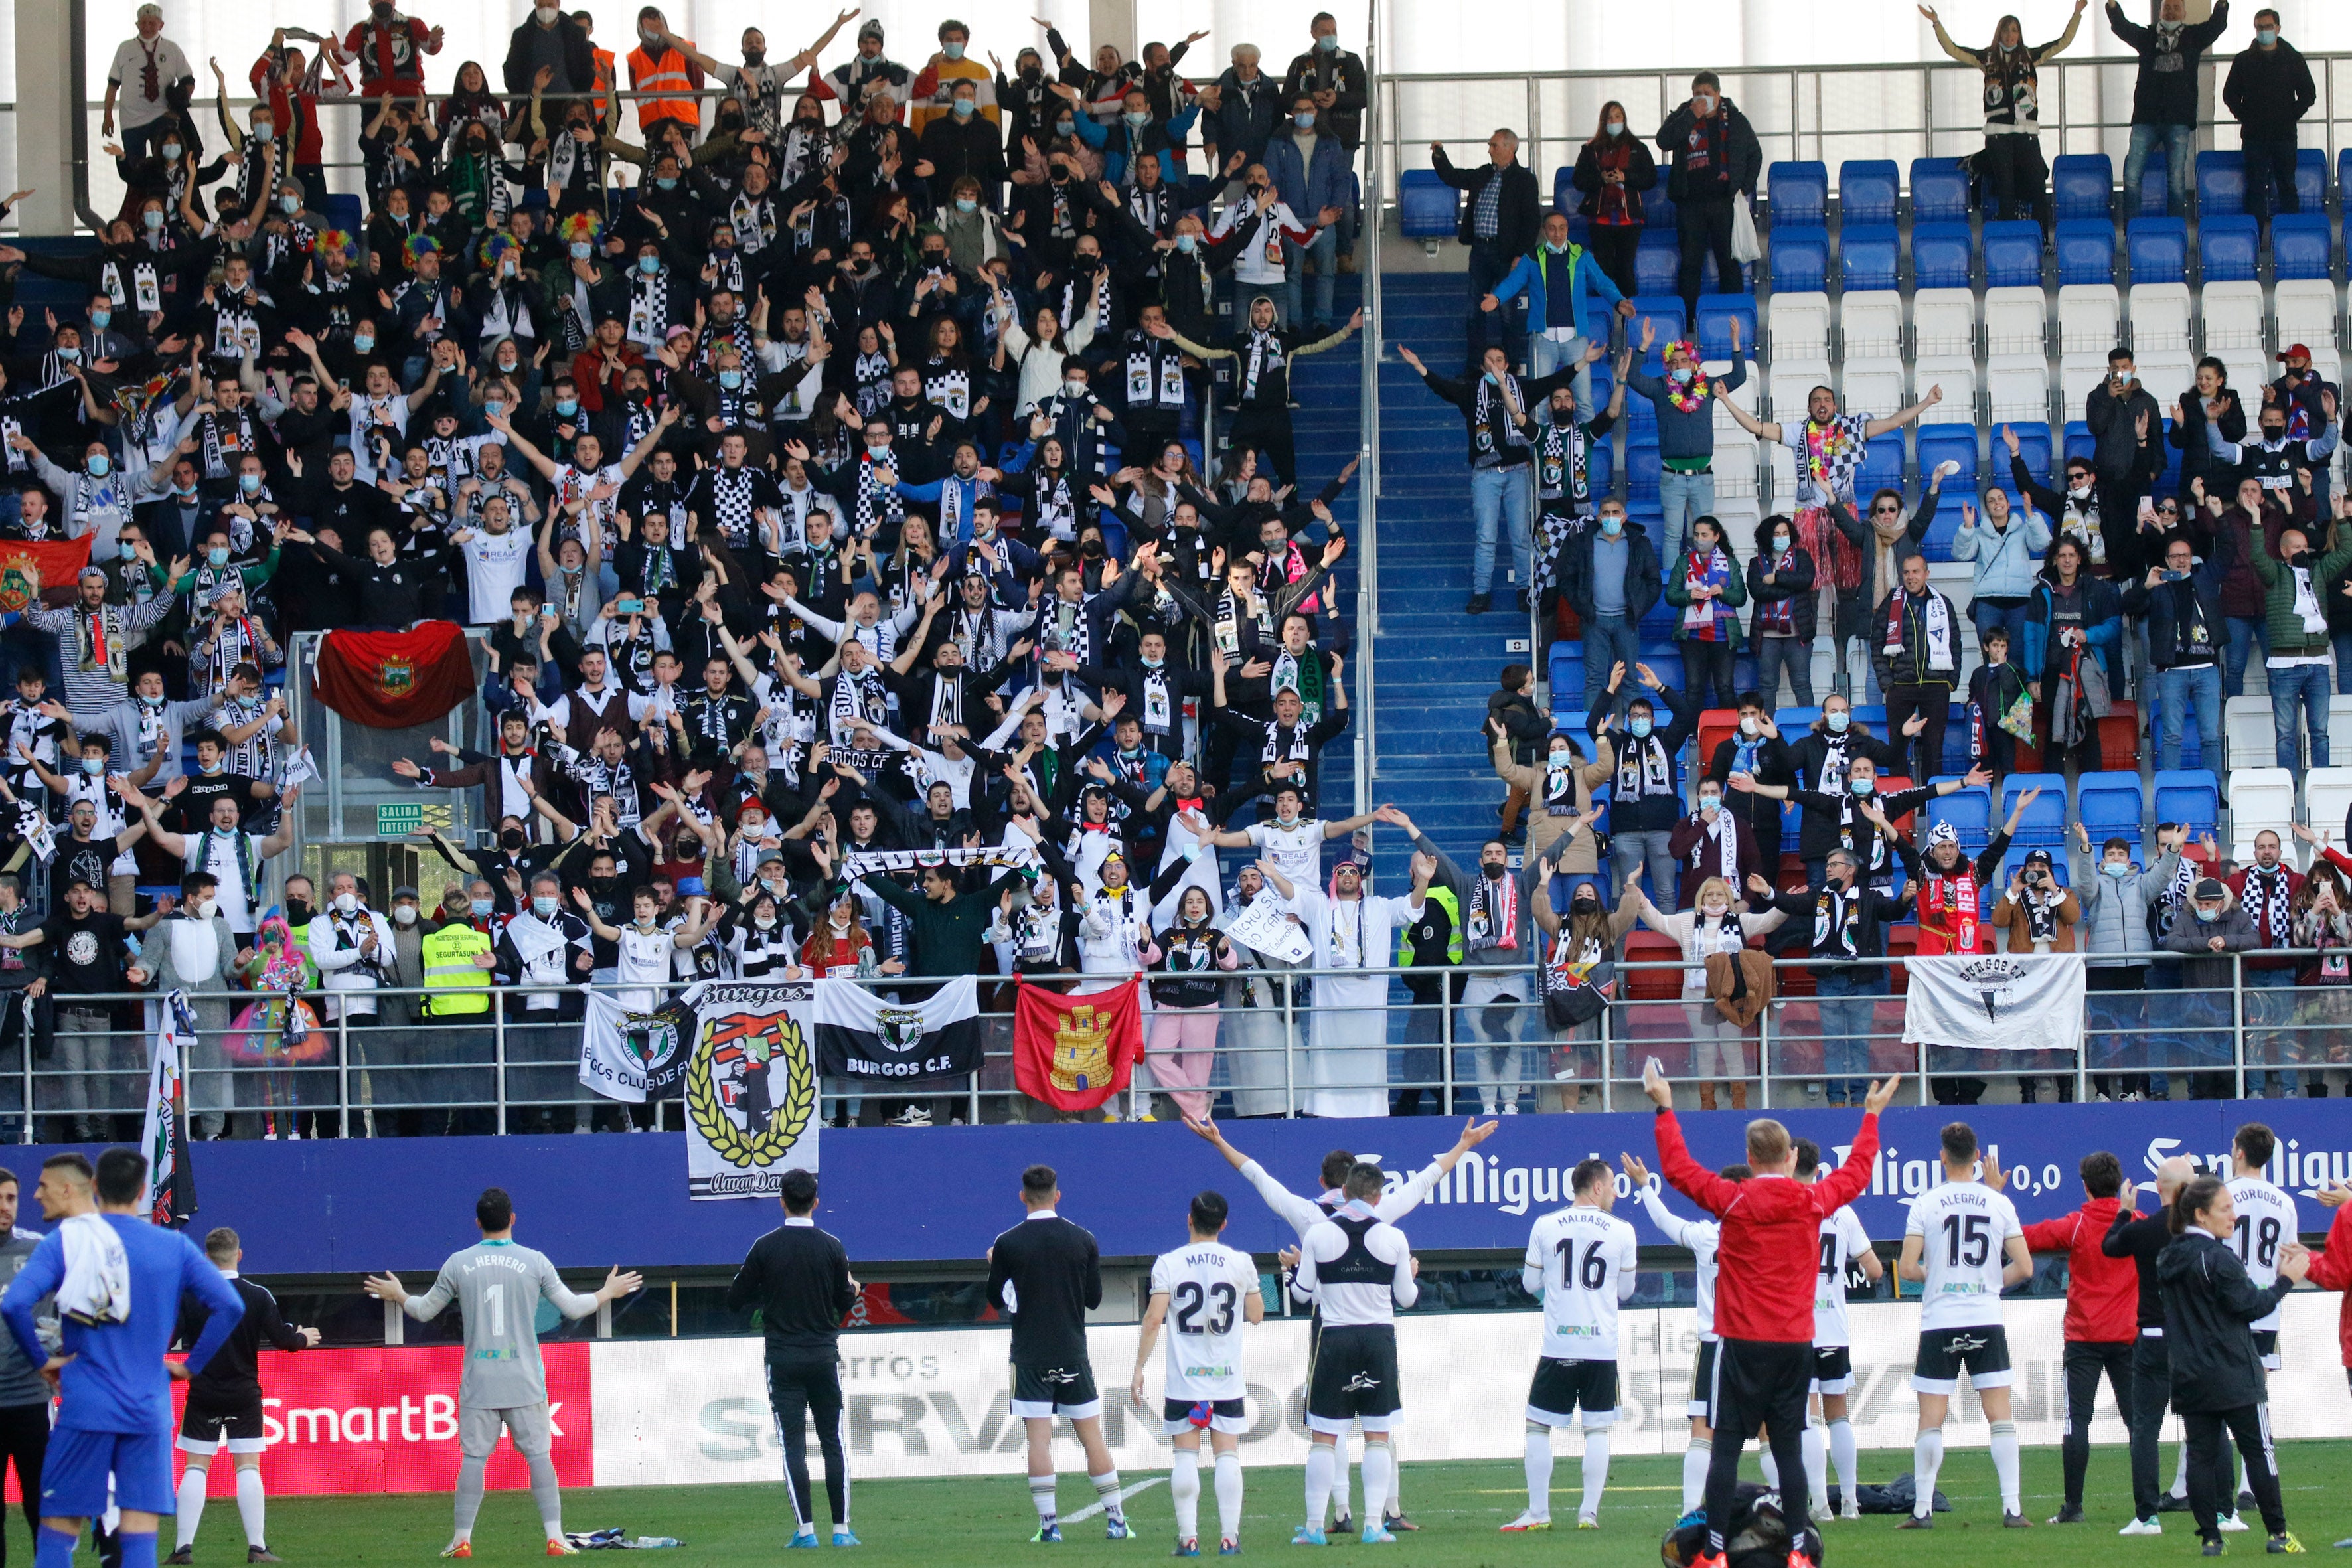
left=1702, top=900, right=1729, bottom=918
left=333, top=892, right=359, bottom=915
left=193, top=899, right=216, bottom=920
left=392, top=905, right=418, bottom=925
left=1738, top=716, right=1761, bottom=737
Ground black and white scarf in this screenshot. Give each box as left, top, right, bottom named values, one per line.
left=1060, top=271, right=1113, bottom=337
left=826, top=666, right=889, bottom=744
left=1533, top=417, right=1591, bottom=510
left=1257, top=719, right=1312, bottom=767
left=851, top=350, right=892, bottom=417
left=2244, top=864, right=2294, bottom=943
left=702, top=247, right=747, bottom=296
left=728, top=191, right=779, bottom=252
left=99, top=254, right=165, bottom=314
left=1125, top=337, right=1186, bottom=411
left=198, top=407, right=259, bottom=481
left=1465, top=868, right=1518, bottom=952
left=625, top=268, right=670, bottom=350
left=1470, top=373, right=1531, bottom=460
left=923, top=362, right=971, bottom=422
left=704, top=465, right=760, bottom=548
left=1615, top=730, right=1672, bottom=799
left=1038, top=593, right=1093, bottom=666
left=1240, top=328, right=1286, bottom=402
left=850, top=455, right=905, bottom=536
left=1812, top=884, right=1861, bottom=958
left=1691, top=810, right=1741, bottom=893
left=1027, top=466, right=1077, bottom=540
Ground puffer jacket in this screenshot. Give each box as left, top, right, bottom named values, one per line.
left=1950, top=507, right=2053, bottom=598
left=1491, top=736, right=1613, bottom=872
left=2070, top=847, right=2181, bottom=965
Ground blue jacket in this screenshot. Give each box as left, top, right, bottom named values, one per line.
left=1949, top=508, right=2053, bottom=599
left=2021, top=575, right=2124, bottom=684
left=1263, top=124, right=1352, bottom=228
left=1488, top=242, right=1626, bottom=344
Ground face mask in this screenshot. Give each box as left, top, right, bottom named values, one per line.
left=499, top=828, right=527, bottom=851
left=531, top=895, right=559, bottom=917
left=718, top=369, right=744, bottom=390
left=143, top=210, right=165, bottom=231
left=353, top=332, right=376, bottom=352
left=1294, top=112, right=1317, bottom=129
left=1175, top=232, right=1198, bottom=254
left=1316, top=33, right=1338, bottom=51
left=556, top=398, right=579, bottom=416
left=471, top=898, right=495, bottom=917
left=1599, top=516, right=1623, bottom=537
left=633, top=252, right=661, bottom=275
left=2195, top=905, right=2220, bottom=923
left=57, top=347, right=80, bottom=365
left=118, top=540, right=141, bottom=562
left=1543, top=238, right=1567, bottom=255
left=1821, top=710, right=1850, bottom=735
left=867, top=440, right=890, bottom=460
left=569, top=241, right=593, bottom=261
left=1702, top=900, right=1729, bottom=918
left=193, top=899, right=216, bottom=920
left=86, top=455, right=109, bottom=477
left=1628, top=716, right=1653, bottom=738
left=1695, top=96, right=1716, bottom=115
left=1668, top=365, right=1697, bottom=386
left=161, top=144, right=182, bottom=162
left=90, top=311, right=111, bottom=331
left=2097, top=860, right=2134, bottom=880
left=1571, top=894, right=1600, bottom=914
left=333, top=892, right=360, bottom=915
left=1699, top=793, right=1725, bottom=817
left=2256, top=27, right=2276, bottom=43
left=653, top=173, right=680, bottom=191
left=1064, top=378, right=1088, bottom=398
left=206, top=544, right=233, bottom=570
left=1771, top=533, right=1792, bottom=553
left=1850, top=777, right=1875, bottom=796
left=253, top=125, right=274, bottom=143
left=393, top=904, right=418, bottom=926
left=273, top=191, right=302, bottom=217
left=80, top=757, right=104, bottom=777
left=1055, top=120, right=1075, bottom=138
left=1607, top=121, right=1626, bottom=136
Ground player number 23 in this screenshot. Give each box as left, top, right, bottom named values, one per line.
left=1172, top=1280, right=1237, bottom=1336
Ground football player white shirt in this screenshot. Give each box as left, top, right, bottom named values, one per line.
left=1814, top=1206, right=1872, bottom=1348
left=1904, top=1179, right=2023, bottom=1330
left=1522, top=1203, right=1640, bottom=1361
left=1149, top=1239, right=1259, bottom=1403
left=1247, top=817, right=1323, bottom=888
left=2225, top=1174, right=2299, bottom=1336
left=1637, top=1184, right=1719, bottom=1338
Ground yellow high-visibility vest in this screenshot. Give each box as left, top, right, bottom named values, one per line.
left=420, top=922, right=493, bottom=1016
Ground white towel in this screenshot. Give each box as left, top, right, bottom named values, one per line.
left=56, top=1213, right=129, bottom=1326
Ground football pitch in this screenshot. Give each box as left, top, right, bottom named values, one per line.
left=244, top=1442, right=2351, bottom=1563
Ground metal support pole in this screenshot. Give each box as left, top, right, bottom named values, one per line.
left=1441, top=972, right=1454, bottom=1114
left=493, top=991, right=507, bottom=1136
left=19, top=1012, right=31, bottom=1144
left=1598, top=997, right=1611, bottom=1113
left=337, top=1010, right=350, bottom=1139
left=1754, top=991, right=1767, bottom=1114
left=2233, top=955, right=2246, bottom=1100
left=1283, top=975, right=1296, bottom=1117
left=1759, top=982, right=1773, bottom=1109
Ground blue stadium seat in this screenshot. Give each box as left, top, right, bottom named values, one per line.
left=2051, top=154, right=2113, bottom=222
left=1781, top=799, right=1802, bottom=852
left=1840, top=160, right=1899, bottom=227
left=2054, top=219, right=2116, bottom=287
left=2341, top=149, right=2352, bottom=212
left=2272, top=214, right=2333, bottom=281
left=1910, top=158, right=1971, bottom=224
left=2002, top=773, right=2069, bottom=846
left=1857, top=441, right=1903, bottom=499
left=1398, top=170, right=1456, bottom=238
left=2296, top=149, right=2327, bottom=214
left=1939, top=724, right=1976, bottom=777
left=1553, top=165, right=1577, bottom=218
left=1917, top=426, right=1979, bottom=491
left=2127, top=217, right=2189, bottom=285
left=1695, top=295, right=1758, bottom=362
left=1589, top=438, right=1614, bottom=497
left=1911, top=222, right=1974, bottom=289
left=2063, top=420, right=2094, bottom=469
left=2153, top=769, right=2220, bottom=840
left=1983, top=221, right=2044, bottom=288
left=1626, top=431, right=1662, bottom=499
left=2076, top=772, right=2145, bottom=843
left=1839, top=224, right=1900, bottom=291
left=1645, top=186, right=1679, bottom=232
left=1851, top=706, right=1887, bottom=734
left=2195, top=151, right=2246, bottom=216
left=1923, top=785, right=1992, bottom=848
left=2001, top=421, right=2054, bottom=483
left=2199, top=216, right=2260, bottom=283
left=322, top=193, right=364, bottom=236
left=1767, top=226, right=1829, bottom=293
left=1767, top=161, right=1829, bottom=228
left=1630, top=297, right=1686, bottom=373
left=1635, top=231, right=1682, bottom=294
left=2144, top=688, right=2205, bottom=769
left=1917, top=505, right=1964, bottom=562
left=2156, top=416, right=2183, bottom=491
left=2134, top=147, right=2171, bottom=217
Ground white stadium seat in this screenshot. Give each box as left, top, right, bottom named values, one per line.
left=1911, top=288, right=1979, bottom=362
left=2227, top=767, right=2297, bottom=864
left=2058, top=354, right=2113, bottom=416
left=1911, top=358, right=1978, bottom=424
left=2329, top=696, right=2352, bottom=772
left=1984, top=286, right=2051, bottom=358
left=2305, top=766, right=2352, bottom=859
left=2128, top=282, right=2194, bottom=356
left=2054, top=284, right=2120, bottom=358
left=1840, top=293, right=1904, bottom=360
left=1838, top=362, right=1907, bottom=422
left=2199, top=281, right=2266, bottom=356
left=2133, top=351, right=2197, bottom=410
left=1707, top=360, right=1759, bottom=452
left=2226, top=695, right=2280, bottom=774
left=2272, top=279, right=2343, bottom=382
left=1766, top=291, right=1833, bottom=364
left=1985, top=356, right=2053, bottom=426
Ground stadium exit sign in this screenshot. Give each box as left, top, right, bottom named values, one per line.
left=376, top=803, right=424, bottom=837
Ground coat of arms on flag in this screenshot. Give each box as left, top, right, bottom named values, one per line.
left=1012, top=977, right=1144, bottom=1111
left=680, top=981, right=819, bottom=1199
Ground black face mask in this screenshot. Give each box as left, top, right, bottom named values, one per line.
left=742, top=48, right=765, bottom=66
left=1080, top=538, right=1105, bottom=557
left=1569, top=896, right=1599, bottom=915
left=2262, top=426, right=2288, bottom=442
left=2292, top=550, right=2316, bottom=570
left=1021, top=66, right=1043, bottom=83
left=284, top=900, right=313, bottom=925
left=500, top=828, right=526, bottom=850
left=589, top=876, right=618, bottom=894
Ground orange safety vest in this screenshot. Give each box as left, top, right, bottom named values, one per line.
left=590, top=45, right=616, bottom=122
left=626, top=39, right=700, bottom=132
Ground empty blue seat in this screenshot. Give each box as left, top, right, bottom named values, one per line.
left=1626, top=433, right=1661, bottom=499
left=2051, top=154, right=2114, bottom=221
left=1983, top=220, right=2044, bottom=288
left=2341, top=149, right=2352, bottom=212
left=1939, top=724, right=1976, bottom=777
left=1923, top=785, right=1992, bottom=847
left=1589, top=438, right=1614, bottom=497
left=1840, top=159, right=1899, bottom=226
left=2063, top=420, right=2094, bottom=469
left=1553, top=165, right=1577, bottom=218
left=1840, top=224, right=1900, bottom=291
left=1918, top=505, right=1964, bottom=562
left=1767, top=161, right=1828, bottom=228
left=2273, top=213, right=2333, bottom=281
left=1398, top=169, right=1456, bottom=238
left=1911, top=158, right=1971, bottom=224
left=2127, top=217, right=2189, bottom=285
left=2135, top=147, right=2171, bottom=217
left=2195, top=151, right=2245, bottom=216
left=2054, top=219, right=2117, bottom=287
left=1644, top=185, right=1679, bottom=233
left=2001, top=421, right=2054, bottom=483
left=322, top=193, right=364, bottom=236
left=2200, top=215, right=2260, bottom=283
left=1695, top=295, right=1757, bottom=362
left=1857, top=440, right=1903, bottom=499
left=1850, top=706, right=1887, bottom=734
left=1911, top=221, right=1974, bottom=289
left=2295, top=149, right=2327, bottom=214
left=1768, top=226, right=1829, bottom=293
left=2003, top=773, right=2069, bottom=845
left=2152, top=768, right=2220, bottom=839
left=1917, top=425, right=1979, bottom=490
left=2076, top=772, right=2145, bottom=843
left=1634, top=233, right=1682, bottom=294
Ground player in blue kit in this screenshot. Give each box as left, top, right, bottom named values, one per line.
left=0, top=1151, right=243, bottom=1568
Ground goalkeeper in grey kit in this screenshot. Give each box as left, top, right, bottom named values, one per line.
left=364, top=1186, right=643, bottom=1559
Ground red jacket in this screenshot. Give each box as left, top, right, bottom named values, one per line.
left=2301, top=1199, right=2352, bottom=1368
left=1656, top=1107, right=1881, bottom=1343
left=2021, top=1195, right=2136, bottom=1344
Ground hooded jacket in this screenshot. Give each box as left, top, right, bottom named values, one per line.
left=2157, top=1225, right=2293, bottom=1411
left=2107, top=0, right=2231, bottom=127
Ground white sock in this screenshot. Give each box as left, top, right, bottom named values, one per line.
left=1759, top=1443, right=1779, bottom=1490
left=1828, top=1419, right=1859, bottom=1506
left=1214, top=1451, right=1244, bottom=1542
left=1090, top=1470, right=1126, bottom=1524
left=1384, top=1432, right=1403, bottom=1514
left=1171, top=1451, right=1201, bottom=1541
left=1682, top=1440, right=1711, bottom=1515
left=236, top=1466, right=268, bottom=1549
left=1030, top=1474, right=1058, bottom=1526
left=1990, top=1421, right=2021, bottom=1515
left=1523, top=1427, right=1554, bottom=1518
left=1579, top=1428, right=1610, bottom=1521
left=2169, top=1442, right=2191, bottom=1498
left=173, top=1468, right=208, bottom=1551
left=1802, top=1423, right=1828, bottom=1516
left=1361, top=1441, right=1393, bottom=1528
left=1304, top=1445, right=1335, bottom=1531
left=1912, top=1428, right=1946, bottom=1518
left=1331, top=1445, right=1352, bottom=1521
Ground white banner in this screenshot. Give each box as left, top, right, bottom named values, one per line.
left=681, top=980, right=820, bottom=1199
left=587, top=1293, right=2352, bottom=1486
left=1223, top=890, right=1312, bottom=965
left=1902, top=953, right=2086, bottom=1053
left=138, top=989, right=197, bottom=1226
left=579, top=987, right=698, bottom=1104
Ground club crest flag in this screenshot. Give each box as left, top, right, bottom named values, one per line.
left=0, top=535, right=92, bottom=613
left=680, top=980, right=819, bottom=1199
left=1012, top=977, right=1144, bottom=1111
left=813, top=974, right=982, bottom=1081
left=141, top=990, right=199, bottom=1228
left=312, top=620, right=476, bottom=729
left=580, top=988, right=698, bottom=1103
left=1901, top=953, right=2086, bottom=1054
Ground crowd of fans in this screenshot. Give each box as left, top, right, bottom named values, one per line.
left=0, top=3, right=2339, bottom=1132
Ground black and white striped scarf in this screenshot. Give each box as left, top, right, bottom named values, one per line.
left=705, top=465, right=759, bottom=546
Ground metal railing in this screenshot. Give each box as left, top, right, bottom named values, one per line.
left=9, top=949, right=2337, bottom=1139
left=1355, top=0, right=1383, bottom=821
left=1373, top=54, right=2352, bottom=216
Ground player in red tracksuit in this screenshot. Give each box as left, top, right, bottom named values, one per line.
left=2301, top=1180, right=2352, bottom=1551
left=1644, top=1058, right=1895, bottom=1568
left=2018, top=1150, right=2141, bottom=1524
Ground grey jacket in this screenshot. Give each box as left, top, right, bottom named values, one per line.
left=2159, top=895, right=2256, bottom=987
left=1414, top=832, right=1539, bottom=969
left=0, top=1227, right=53, bottom=1408
left=135, top=912, right=242, bottom=1000
left=2071, top=846, right=2180, bottom=965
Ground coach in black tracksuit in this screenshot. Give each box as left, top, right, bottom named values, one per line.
left=2106, top=1170, right=2185, bottom=1530
left=727, top=1167, right=858, bottom=1545
left=173, top=1227, right=317, bottom=1562
left=2157, top=1174, right=2309, bottom=1550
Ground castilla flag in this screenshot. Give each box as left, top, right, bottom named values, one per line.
left=312, top=619, right=477, bottom=729
left=1012, top=977, right=1145, bottom=1111
left=0, top=535, right=94, bottom=612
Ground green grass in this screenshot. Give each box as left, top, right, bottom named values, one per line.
left=227, top=1443, right=2351, bottom=1565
